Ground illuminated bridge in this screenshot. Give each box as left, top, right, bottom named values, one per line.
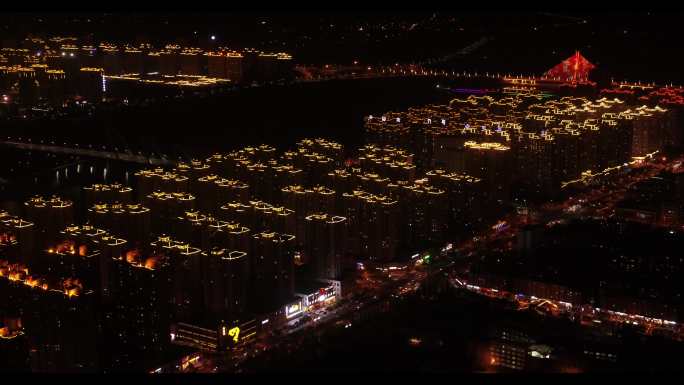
left=0, top=140, right=175, bottom=166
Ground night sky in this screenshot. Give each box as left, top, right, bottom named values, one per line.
left=1, top=12, right=683, bottom=83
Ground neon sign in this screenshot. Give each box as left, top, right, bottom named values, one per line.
left=228, top=327, right=240, bottom=343
left=286, top=302, right=303, bottom=318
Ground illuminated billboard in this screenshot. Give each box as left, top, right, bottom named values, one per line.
left=285, top=300, right=304, bottom=319
left=302, top=285, right=337, bottom=308
left=219, top=319, right=257, bottom=350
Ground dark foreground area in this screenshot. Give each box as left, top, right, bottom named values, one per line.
left=240, top=286, right=684, bottom=373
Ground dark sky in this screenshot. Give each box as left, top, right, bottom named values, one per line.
left=1, top=12, right=683, bottom=83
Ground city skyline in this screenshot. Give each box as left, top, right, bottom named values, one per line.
left=1, top=10, right=683, bottom=374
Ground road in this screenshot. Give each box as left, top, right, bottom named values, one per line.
left=447, top=156, right=684, bottom=341
left=167, top=156, right=683, bottom=373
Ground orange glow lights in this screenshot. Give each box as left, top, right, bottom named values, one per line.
left=126, top=249, right=141, bottom=264
left=0, top=260, right=67, bottom=294
left=144, top=257, right=158, bottom=270
left=62, top=278, right=83, bottom=298
left=50, top=239, right=77, bottom=255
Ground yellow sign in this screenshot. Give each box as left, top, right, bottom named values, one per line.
left=228, top=327, right=240, bottom=343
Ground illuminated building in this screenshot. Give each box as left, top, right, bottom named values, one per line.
left=544, top=51, right=595, bottom=83
left=203, top=49, right=291, bottom=83
left=176, top=159, right=212, bottom=180
left=122, top=46, right=144, bottom=74
left=281, top=185, right=311, bottom=253
left=134, top=167, right=190, bottom=197
left=625, top=105, right=671, bottom=157
left=179, top=48, right=203, bottom=75
left=215, top=177, right=251, bottom=207
left=107, top=241, right=172, bottom=369
left=24, top=196, right=74, bottom=245
left=294, top=279, right=341, bottom=311
left=206, top=51, right=227, bottom=79
left=426, top=169, right=483, bottom=234
left=388, top=181, right=448, bottom=247
left=270, top=164, right=305, bottom=202
left=325, top=169, right=355, bottom=199
left=55, top=44, right=81, bottom=86
left=172, top=210, right=210, bottom=248
left=356, top=172, right=391, bottom=196
left=0, top=65, right=12, bottom=91
left=291, top=184, right=335, bottom=224
left=615, top=173, right=683, bottom=226
left=219, top=221, right=252, bottom=252
left=281, top=185, right=338, bottom=255
left=250, top=232, right=296, bottom=313
left=204, top=153, right=229, bottom=175
left=144, top=192, right=196, bottom=233
left=144, top=51, right=160, bottom=74
left=87, top=203, right=151, bottom=244
left=149, top=235, right=202, bottom=321
left=43, top=53, right=63, bottom=72
left=40, top=69, right=66, bottom=104
left=296, top=138, right=345, bottom=165
left=220, top=200, right=296, bottom=235
left=304, top=214, right=347, bottom=280
left=45, top=224, right=105, bottom=276
left=173, top=210, right=251, bottom=254
left=46, top=225, right=132, bottom=302
left=158, top=46, right=179, bottom=75
left=237, top=162, right=272, bottom=201
left=275, top=52, right=294, bottom=81
left=192, top=174, right=250, bottom=213
left=202, top=248, right=250, bottom=318
left=253, top=201, right=296, bottom=235
left=244, top=144, right=278, bottom=163
left=367, top=93, right=676, bottom=201
left=1, top=48, right=28, bottom=66
left=341, top=190, right=400, bottom=262
left=280, top=148, right=335, bottom=187
left=170, top=318, right=256, bottom=352
left=100, top=43, right=122, bottom=75
left=78, top=67, right=104, bottom=101
left=358, top=144, right=416, bottom=181
left=458, top=140, right=512, bottom=206
left=0, top=261, right=98, bottom=372
left=83, top=183, right=133, bottom=207
left=0, top=215, right=36, bottom=266
left=15, top=66, right=39, bottom=105
left=79, top=45, right=100, bottom=68
left=225, top=51, right=245, bottom=83
left=256, top=52, right=278, bottom=81
left=490, top=339, right=530, bottom=371
left=219, top=201, right=252, bottom=228
left=0, top=316, right=29, bottom=371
